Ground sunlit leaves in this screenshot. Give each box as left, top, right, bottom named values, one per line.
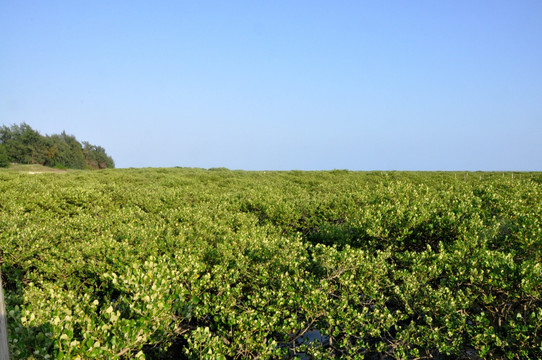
left=0, top=169, right=541, bottom=358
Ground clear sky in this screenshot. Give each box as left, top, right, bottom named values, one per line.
left=1, top=1, right=541, bottom=170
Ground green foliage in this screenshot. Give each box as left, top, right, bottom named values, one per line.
left=0, top=123, right=114, bottom=169
left=0, top=143, right=9, bottom=167
left=44, top=132, right=86, bottom=169
left=0, top=169, right=541, bottom=359
left=82, top=141, right=115, bottom=169
left=0, top=122, right=47, bottom=164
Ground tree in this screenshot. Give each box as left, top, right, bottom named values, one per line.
left=0, top=123, right=114, bottom=169
left=82, top=142, right=115, bottom=169
left=0, top=123, right=47, bottom=164
left=44, top=132, right=85, bottom=169
left=0, top=144, right=8, bottom=167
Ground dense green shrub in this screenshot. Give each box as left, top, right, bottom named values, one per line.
left=0, top=169, right=541, bottom=359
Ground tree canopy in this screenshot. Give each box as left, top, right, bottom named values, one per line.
left=0, top=123, right=114, bottom=169
left=0, top=143, right=9, bottom=167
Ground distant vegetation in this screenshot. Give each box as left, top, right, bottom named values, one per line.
left=0, top=123, right=114, bottom=169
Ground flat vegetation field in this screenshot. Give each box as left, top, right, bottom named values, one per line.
left=1, top=168, right=541, bottom=359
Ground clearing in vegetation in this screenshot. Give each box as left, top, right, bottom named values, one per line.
left=0, top=168, right=541, bottom=359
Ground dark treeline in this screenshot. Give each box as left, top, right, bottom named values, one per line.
left=0, top=123, right=114, bottom=169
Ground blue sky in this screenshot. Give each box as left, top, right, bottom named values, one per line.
left=1, top=1, right=541, bottom=170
